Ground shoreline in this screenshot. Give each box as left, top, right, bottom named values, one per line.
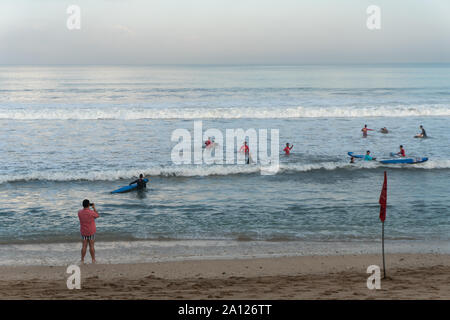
left=1, top=253, right=449, bottom=299
left=1, top=239, right=449, bottom=267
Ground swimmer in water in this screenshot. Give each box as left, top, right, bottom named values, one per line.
left=380, top=127, right=389, bottom=134
left=361, top=124, right=374, bottom=137
left=364, top=150, right=376, bottom=161
left=417, top=125, right=427, bottom=138
left=283, top=143, right=293, bottom=155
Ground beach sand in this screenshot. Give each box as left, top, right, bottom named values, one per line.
left=0, top=253, right=449, bottom=299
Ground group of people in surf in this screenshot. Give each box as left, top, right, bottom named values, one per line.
left=203, top=138, right=294, bottom=165
left=361, top=124, right=427, bottom=138
left=350, top=123, right=427, bottom=164
left=240, top=141, right=294, bottom=163
left=350, top=145, right=406, bottom=163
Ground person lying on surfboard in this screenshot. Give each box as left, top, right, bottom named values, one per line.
left=361, top=124, right=374, bottom=137
left=129, top=174, right=147, bottom=190
left=396, top=145, right=406, bottom=157
left=364, top=150, right=376, bottom=161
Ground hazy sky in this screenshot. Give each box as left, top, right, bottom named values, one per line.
left=1, top=0, right=449, bottom=64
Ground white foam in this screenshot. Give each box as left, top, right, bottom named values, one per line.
left=1, top=160, right=448, bottom=183
left=1, top=240, right=448, bottom=266
left=418, top=159, right=450, bottom=169
left=1, top=104, right=450, bottom=120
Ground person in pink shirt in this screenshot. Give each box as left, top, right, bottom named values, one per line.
left=78, top=199, right=99, bottom=263
left=239, top=141, right=250, bottom=164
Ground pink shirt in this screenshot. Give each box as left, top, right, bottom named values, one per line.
left=240, top=145, right=249, bottom=154
left=78, top=208, right=99, bottom=236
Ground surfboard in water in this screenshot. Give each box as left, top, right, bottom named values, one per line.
left=349, top=152, right=428, bottom=164
left=111, top=179, right=149, bottom=194
left=379, top=157, right=428, bottom=164
left=348, top=152, right=364, bottom=158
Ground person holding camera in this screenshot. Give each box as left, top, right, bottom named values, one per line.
left=78, top=199, right=99, bottom=264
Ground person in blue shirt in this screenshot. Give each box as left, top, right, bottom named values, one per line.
left=364, top=150, right=376, bottom=161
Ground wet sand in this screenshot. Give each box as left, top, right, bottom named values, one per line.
left=0, top=253, right=449, bottom=299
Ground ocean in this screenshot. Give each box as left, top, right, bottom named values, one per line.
left=1, top=64, right=449, bottom=265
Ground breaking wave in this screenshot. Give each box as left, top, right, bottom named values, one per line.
left=1, top=104, right=450, bottom=120
left=1, top=160, right=449, bottom=183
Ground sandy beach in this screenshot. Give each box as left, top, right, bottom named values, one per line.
left=1, top=253, right=448, bottom=299
left=2, top=0, right=449, bottom=305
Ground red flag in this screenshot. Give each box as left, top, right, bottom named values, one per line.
left=379, top=171, right=387, bottom=222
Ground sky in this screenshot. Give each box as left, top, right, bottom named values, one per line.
left=0, top=0, right=449, bottom=64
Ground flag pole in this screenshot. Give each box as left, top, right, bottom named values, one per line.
left=379, top=170, right=387, bottom=279
left=382, top=221, right=386, bottom=279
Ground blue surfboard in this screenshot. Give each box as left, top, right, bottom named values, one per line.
left=111, top=179, right=148, bottom=194
left=379, top=157, right=428, bottom=164
left=347, top=152, right=364, bottom=158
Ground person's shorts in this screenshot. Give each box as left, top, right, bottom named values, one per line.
left=81, top=234, right=95, bottom=241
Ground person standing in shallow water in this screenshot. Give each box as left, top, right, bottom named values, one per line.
left=78, top=199, right=99, bottom=264
left=361, top=124, right=374, bottom=137
left=240, top=141, right=250, bottom=164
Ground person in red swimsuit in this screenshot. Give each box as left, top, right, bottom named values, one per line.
left=397, top=145, right=406, bottom=157
left=239, top=142, right=250, bottom=164
left=283, top=143, right=293, bottom=155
